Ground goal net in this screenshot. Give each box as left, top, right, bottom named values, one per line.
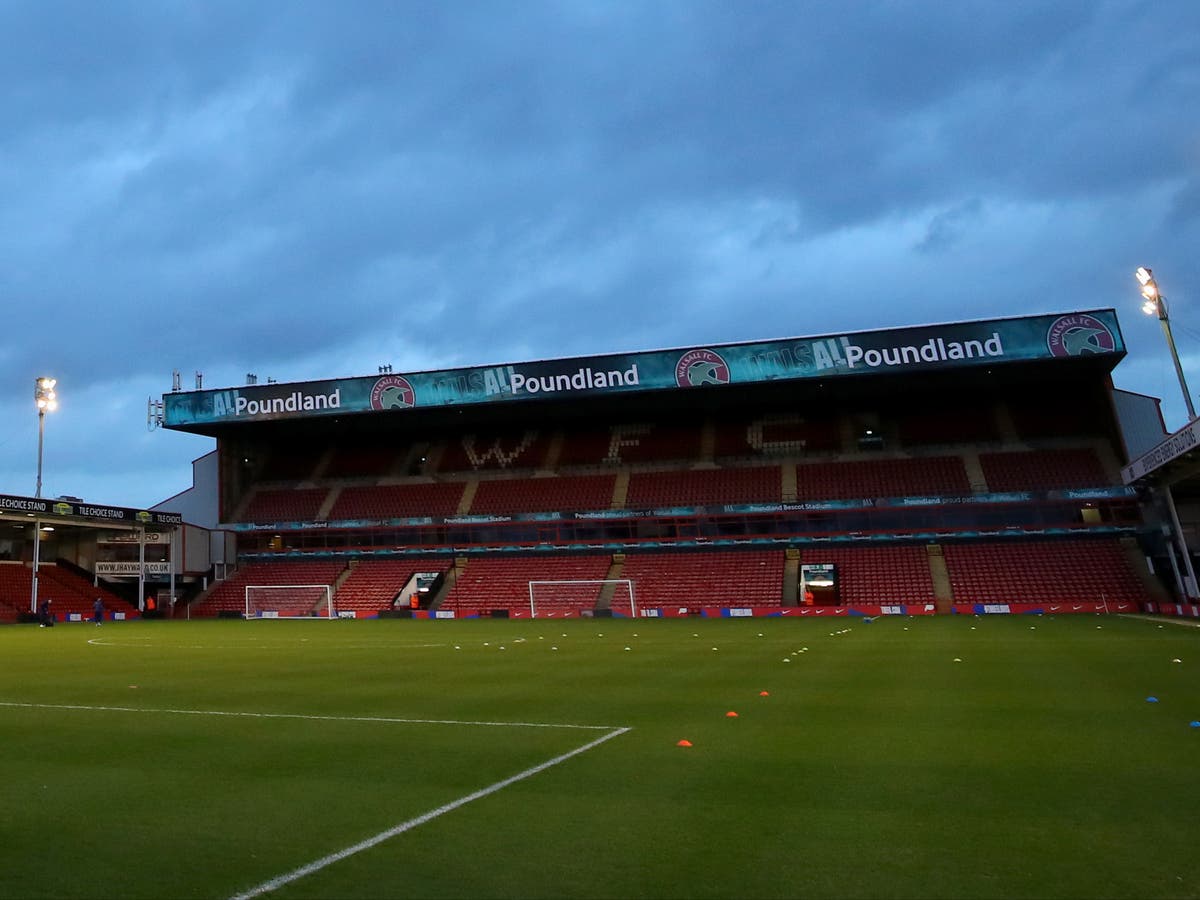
left=527, top=579, right=636, bottom=618
left=244, top=584, right=335, bottom=619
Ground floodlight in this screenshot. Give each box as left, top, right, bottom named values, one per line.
left=1135, top=268, right=1195, bottom=421
left=34, top=375, right=59, bottom=498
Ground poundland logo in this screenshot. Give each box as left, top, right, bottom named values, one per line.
left=212, top=389, right=343, bottom=417
left=845, top=333, right=1004, bottom=369
left=510, top=364, right=640, bottom=395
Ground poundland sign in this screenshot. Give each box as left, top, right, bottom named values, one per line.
left=163, top=309, right=1124, bottom=428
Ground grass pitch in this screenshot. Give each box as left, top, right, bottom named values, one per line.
left=0, top=614, right=1197, bottom=900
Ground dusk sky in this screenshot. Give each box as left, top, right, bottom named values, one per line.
left=2, top=1, right=1198, bottom=511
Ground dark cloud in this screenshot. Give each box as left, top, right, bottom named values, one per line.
left=0, top=0, right=1198, bottom=505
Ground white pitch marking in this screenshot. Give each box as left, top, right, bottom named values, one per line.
left=85, top=638, right=448, bottom=651
left=228, top=725, right=630, bottom=900
left=0, top=701, right=620, bottom=732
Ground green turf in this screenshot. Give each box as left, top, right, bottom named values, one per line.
left=0, top=615, right=1197, bottom=900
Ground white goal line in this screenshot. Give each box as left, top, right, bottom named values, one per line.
left=0, top=699, right=630, bottom=900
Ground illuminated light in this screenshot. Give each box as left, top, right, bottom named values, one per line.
left=34, top=375, right=59, bottom=499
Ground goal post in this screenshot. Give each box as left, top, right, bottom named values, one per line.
left=244, top=584, right=335, bottom=619
left=527, top=579, right=636, bottom=618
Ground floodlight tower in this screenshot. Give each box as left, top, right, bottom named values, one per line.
left=34, top=377, right=58, bottom=498
left=1137, top=267, right=1196, bottom=421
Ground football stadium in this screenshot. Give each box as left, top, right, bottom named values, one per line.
left=3, top=308, right=1200, bottom=899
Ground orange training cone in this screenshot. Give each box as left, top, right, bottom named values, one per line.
left=676, top=739, right=693, bottom=747
left=759, top=691, right=770, bottom=697
left=726, top=711, right=739, bottom=717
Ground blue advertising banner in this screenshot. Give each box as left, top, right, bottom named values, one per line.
left=222, top=485, right=1135, bottom=533
left=163, top=309, right=1124, bottom=428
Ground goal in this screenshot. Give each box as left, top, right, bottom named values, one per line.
left=527, top=579, right=636, bottom=618
left=244, top=584, right=335, bottom=619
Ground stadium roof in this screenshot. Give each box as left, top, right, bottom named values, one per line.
left=0, top=493, right=182, bottom=528
left=162, top=309, right=1125, bottom=437
left=1121, top=416, right=1200, bottom=502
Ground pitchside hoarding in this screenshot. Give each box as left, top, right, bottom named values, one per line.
left=162, top=310, right=1124, bottom=428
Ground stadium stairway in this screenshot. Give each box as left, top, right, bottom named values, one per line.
left=961, top=451, right=989, bottom=494
left=594, top=555, right=626, bottom=610
left=1120, top=536, right=1171, bottom=604
left=426, top=557, right=467, bottom=610
left=925, top=544, right=955, bottom=614
left=316, top=488, right=340, bottom=520
left=457, top=481, right=478, bottom=516
left=782, top=548, right=800, bottom=604
left=611, top=471, right=630, bottom=509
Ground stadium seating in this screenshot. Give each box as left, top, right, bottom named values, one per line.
left=328, top=482, right=466, bottom=521
left=978, top=448, right=1111, bottom=492
left=605, top=423, right=702, bottom=464
left=335, top=559, right=450, bottom=614
left=618, top=550, right=785, bottom=608
left=194, top=561, right=346, bottom=616
left=1009, top=396, right=1111, bottom=440
left=714, top=415, right=841, bottom=458
left=0, top=562, right=31, bottom=613
left=555, top=428, right=618, bottom=467
left=257, top=446, right=327, bottom=482
left=797, top=545, right=936, bottom=606
left=942, top=538, right=1144, bottom=606
left=624, top=466, right=781, bottom=508
left=323, top=444, right=399, bottom=479
left=897, top=407, right=1000, bottom=446
left=439, top=555, right=612, bottom=616
left=239, top=488, right=330, bottom=524
left=0, top=561, right=136, bottom=621
left=469, top=475, right=617, bottom=514
left=436, top=430, right=550, bottom=472
left=557, top=423, right=702, bottom=465
left=795, top=456, right=971, bottom=500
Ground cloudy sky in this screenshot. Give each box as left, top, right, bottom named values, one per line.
left=1, top=0, right=1198, bottom=509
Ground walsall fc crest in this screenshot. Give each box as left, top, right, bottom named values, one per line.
left=1047, top=314, right=1116, bottom=357
left=370, top=375, right=416, bottom=410
left=675, top=349, right=731, bottom=387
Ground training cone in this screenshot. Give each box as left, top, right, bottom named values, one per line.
left=759, top=691, right=770, bottom=696
left=677, top=739, right=693, bottom=747
left=726, top=711, right=739, bottom=718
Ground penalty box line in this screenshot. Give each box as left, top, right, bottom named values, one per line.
left=0, top=700, right=632, bottom=898
left=0, top=700, right=621, bottom=731
left=230, top=725, right=631, bottom=900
